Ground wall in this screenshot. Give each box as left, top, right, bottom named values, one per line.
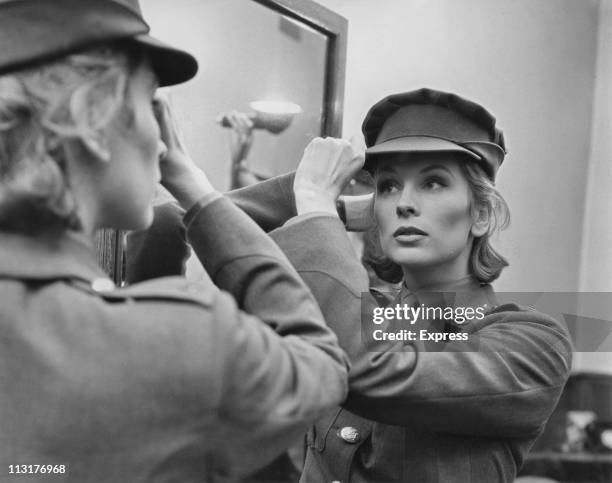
left=577, top=0, right=612, bottom=373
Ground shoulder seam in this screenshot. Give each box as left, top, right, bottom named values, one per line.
left=296, top=269, right=367, bottom=298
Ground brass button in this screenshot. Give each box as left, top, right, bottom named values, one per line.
left=337, top=426, right=360, bottom=444
left=91, top=278, right=115, bottom=292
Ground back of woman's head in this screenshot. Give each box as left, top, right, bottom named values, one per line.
left=363, top=160, right=510, bottom=285
left=0, top=43, right=140, bottom=235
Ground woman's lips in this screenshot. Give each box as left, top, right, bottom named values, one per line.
left=393, top=226, right=427, bottom=243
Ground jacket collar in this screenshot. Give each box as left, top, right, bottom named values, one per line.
left=397, top=276, right=498, bottom=311
left=394, top=276, right=499, bottom=333
left=0, top=230, right=107, bottom=282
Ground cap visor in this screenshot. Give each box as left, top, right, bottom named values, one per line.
left=133, top=34, right=198, bottom=87
left=364, top=136, right=480, bottom=170
left=366, top=136, right=480, bottom=157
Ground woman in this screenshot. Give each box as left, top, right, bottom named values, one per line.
left=0, top=1, right=349, bottom=481
left=134, top=88, right=573, bottom=482
left=278, top=89, right=573, bottom=482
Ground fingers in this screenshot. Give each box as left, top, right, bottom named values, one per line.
left=152, top=91, right=171, bottom=126
left=295, top=136, right=366, bottom=200
left=153, top=92, right=185, bottom=158
left=152, top=92, right=171, bottom=141
left=349, top=136, right=366, bottom=169
left=305, top=136, right=365, bottom=176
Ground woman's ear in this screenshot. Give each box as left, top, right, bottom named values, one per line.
left=471, top=205, right=490, bottom=238
left=80, top=130, right=111, bottom=163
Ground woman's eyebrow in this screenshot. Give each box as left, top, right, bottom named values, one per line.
left=376, top=165, right=398, bottom=175
left=420, top=164, right=454, bottom=177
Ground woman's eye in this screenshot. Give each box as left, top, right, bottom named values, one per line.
left=377, top=180, right=399, bottom=194
left=422, top=177, right=447, bottom=190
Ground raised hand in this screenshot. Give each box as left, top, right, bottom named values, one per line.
left=293, top=137, right=364, bottom=216
left=153, top=93, right=216, bottom=209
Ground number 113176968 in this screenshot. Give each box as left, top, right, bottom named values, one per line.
left=8, top=464, right=66, bottom=475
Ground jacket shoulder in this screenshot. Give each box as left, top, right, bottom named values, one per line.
left=488, top=302, right=560, bottom=324
left=484, top=302, right=572, bottom=344
left=70, top=276, right=217, bottom=309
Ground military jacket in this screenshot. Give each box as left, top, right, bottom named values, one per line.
left=228, top=174, right=573, bottom=482
left=269, top=214, right=572, bottom=482
left=0, top=196, right=349, bottom=482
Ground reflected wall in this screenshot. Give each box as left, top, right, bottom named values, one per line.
left=143, top=0, right=333, bottom=190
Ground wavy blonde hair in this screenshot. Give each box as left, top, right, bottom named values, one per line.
left=0, top=42, right=141, bottom=235
left=363, top=160, right=510, bottom=284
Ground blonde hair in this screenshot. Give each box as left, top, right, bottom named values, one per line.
left=0, top=42, right=140, bottom=235
left=363, top=160, right=510, bottom=284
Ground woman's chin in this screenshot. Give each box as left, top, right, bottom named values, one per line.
left=387, top=247, right=431, bottom=268
left=129, top=210, right=154, bottom=232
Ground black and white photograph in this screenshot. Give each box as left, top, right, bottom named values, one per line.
left=0, top=0, right=611, bottom=482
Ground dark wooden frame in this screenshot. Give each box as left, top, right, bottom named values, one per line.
left=96, top=0, right=348, bottom=283
left=253, top=0, right=347, bottom=137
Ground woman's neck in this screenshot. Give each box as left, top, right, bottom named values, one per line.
left=64, top=145, right=103, bottom=238
left=401, top=255, right=472, bottom=292
left=71, top=183, right=99, bottom=238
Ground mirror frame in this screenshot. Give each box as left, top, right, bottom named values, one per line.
left=96, top=0, right=348, bottom=283
left=252, top=0, right=347, bottom=137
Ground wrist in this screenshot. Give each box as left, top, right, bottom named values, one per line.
left=163, top=163, right=217, bottom=210
left=294, top=188, right=338, bottom=217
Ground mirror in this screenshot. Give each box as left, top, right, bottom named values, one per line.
left=95, top=0, right=348, bottom=283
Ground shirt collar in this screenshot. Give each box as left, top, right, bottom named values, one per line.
left=0, top=230, right=107, bottom=282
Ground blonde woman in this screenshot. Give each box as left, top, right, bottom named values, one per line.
left=0, top=1, right=351, bottom=481
left=279, top=89, right=573, bottom=482
left=133, top=89, right=573, bottom=482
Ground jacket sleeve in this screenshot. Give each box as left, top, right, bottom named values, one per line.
left=225, top=172, right=297, bottom=232
left=125, top=173, right=297, bottom=283
left=130, top=196, right=348, bottom=479
left=202, top=284, right=347, bottom=478
left=269, top=214, right=573, bottom=438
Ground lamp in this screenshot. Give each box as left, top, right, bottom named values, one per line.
left=217, top=100, right=302, bottom=134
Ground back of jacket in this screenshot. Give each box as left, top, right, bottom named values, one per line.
left=0, top=196, right=349, bottom=482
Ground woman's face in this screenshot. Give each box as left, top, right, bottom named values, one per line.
left=374, top=153, right=481, bottom=284
left=97, top=59, right=165, bottom=231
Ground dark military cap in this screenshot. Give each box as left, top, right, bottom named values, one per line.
left=362, top=88, right=506, bottom=179
left=0, top=0, right=197, bottom=86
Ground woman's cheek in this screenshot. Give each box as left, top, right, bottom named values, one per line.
left=439, top=201, right=473, bottom=241
left=373, top=199, right=393, bottom=234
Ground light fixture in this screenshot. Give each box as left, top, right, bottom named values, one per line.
left=217, top=100, right=302, bottom=134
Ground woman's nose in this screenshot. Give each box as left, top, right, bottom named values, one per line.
left=396, top=187, right=419, bottom=217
